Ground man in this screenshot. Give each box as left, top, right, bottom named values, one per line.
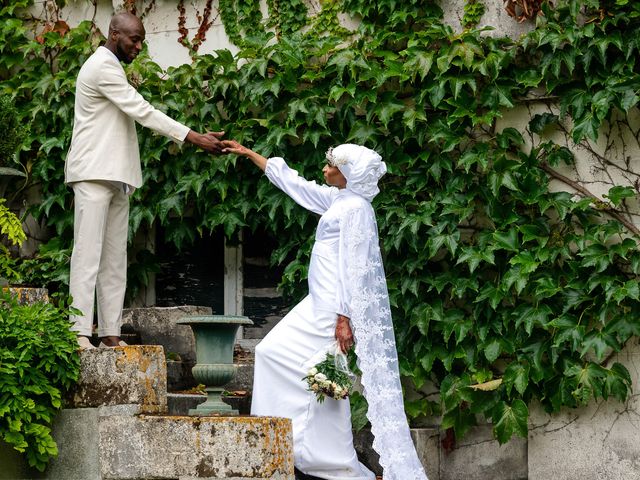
left=65, top=12, right=223, bottom=349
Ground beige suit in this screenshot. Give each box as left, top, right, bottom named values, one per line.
left=66, top=46, right=190, bottom=337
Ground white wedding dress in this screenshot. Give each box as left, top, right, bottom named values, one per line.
left=251, top=157, right=428, bottom=480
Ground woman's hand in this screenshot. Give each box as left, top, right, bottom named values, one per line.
left=220, top=140, right=267, bottom=171
left=335, top=314, right=354, bottom=353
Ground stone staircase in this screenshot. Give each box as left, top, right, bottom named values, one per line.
left=1, top=307, right=294, bottom=480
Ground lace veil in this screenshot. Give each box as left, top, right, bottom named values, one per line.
left=334, top=145, right=429, bottom=480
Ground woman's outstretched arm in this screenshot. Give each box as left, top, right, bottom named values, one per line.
left=221, top=140, right=267, bottom=171
left=221, top=139, right=336, bottom=215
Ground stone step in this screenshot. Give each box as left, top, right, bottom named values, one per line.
left=68, top=345, right=167, bottom=414
left=25, top=407, right=294, bottom=479
left=4, top=344, right=294, bottom=480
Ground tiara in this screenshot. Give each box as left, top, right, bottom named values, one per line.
left=325, top=147, right=348, bottom=167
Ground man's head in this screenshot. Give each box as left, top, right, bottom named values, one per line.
left=105, top=12, right=145, bottom=64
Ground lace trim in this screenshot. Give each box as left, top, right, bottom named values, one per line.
left=341, top=207, right=429, bottom=480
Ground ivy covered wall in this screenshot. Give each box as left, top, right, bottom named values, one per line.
left=2, top=0, right=640, bottom=451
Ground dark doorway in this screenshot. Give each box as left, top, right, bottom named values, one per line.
left=155, top=226, right=225, bottom=314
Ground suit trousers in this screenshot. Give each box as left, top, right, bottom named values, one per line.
left=69, top=181, right=129, bottom=337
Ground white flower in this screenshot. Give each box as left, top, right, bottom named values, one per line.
left=314, top=373, right=327, bottom=382
left=308, top=367, right=318, bottom=376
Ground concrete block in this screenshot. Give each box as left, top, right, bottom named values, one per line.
left=225, top=362, right=255, bottom=392
left=353, top=428, right=439, bottom=479
left=440, top=425, right=527, bottom=480
left=528, top=339, right=640, bottom=480
left=99, top=415, right=294, bottom=479
left=47, top=408, right=102, bottom=480
left=67, top=345, right=167, bottom=414
left=122, top=305, right=211, bottom=364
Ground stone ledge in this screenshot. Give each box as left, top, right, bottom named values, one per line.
left=12, top=409, right=295, bottom=479
left=100, top=414, right=294, bottom=479
left=67, top=345, right=167, bottom=414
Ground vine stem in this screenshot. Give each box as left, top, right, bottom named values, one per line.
left=540, top=162, right=640, bottom=237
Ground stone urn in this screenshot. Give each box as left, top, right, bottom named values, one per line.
left=176, top=315, right=253, bottom=415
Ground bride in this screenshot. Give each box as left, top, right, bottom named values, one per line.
left=221, top=140, right=428, bottom=480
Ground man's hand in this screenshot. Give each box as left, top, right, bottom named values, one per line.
left=186, top=130, right=225, bottom=154
left=335, top=314, right=354, bottom=353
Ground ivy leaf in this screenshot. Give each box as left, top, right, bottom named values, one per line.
left=513, top=304, right=552, bottom=334
left=501, top=266, right=528, bottom=294
left=347, top=122, right=378, bottom=143
left=572, top=112, right=599, bottom=142
left=481, top=83, right=514, bottom=109
left=619, top=88, right=640, bottom=112
left=565, top=362, right=607, bottom=405
left=429, top=81, right=447, bottom=108
left=403, top=48, right=434, bottom=80
left=492, top=228, right=519, bottom=252
left=440, top=309, right=473, bottom=344
left=374, top=97, right=405, bottom=128
left=157, top=194, right=184, bottom=222
left=483, top=339, right=501, bottom=362
left=503, top=362, right=530, bottom=396
left=326, top=49, right=356, bottom=78
left=496, top=127, right=524, bottom=148
left=492, top=399, right=528, bottom=444
left=603, top=362, right=631, bottom=402
left=604, top=185, right=635, bottom=206
left=475, top=283, right=504, bottom=310
left=546, top=145, right=574, bottom=166
left=580, top=330, right=620, bottom=361
left=529, top=112, right=559, bottom=134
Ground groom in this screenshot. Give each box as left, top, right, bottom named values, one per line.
left=65, top=12, right=224, bottom=349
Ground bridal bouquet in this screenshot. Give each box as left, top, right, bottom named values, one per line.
left=303, top=351, right=353, bottom=403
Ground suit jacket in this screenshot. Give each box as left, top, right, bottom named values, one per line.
left=65, top=46, right=190, bottom=188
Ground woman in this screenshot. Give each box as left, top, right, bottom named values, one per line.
left=221, top=140, right=428, bottom=480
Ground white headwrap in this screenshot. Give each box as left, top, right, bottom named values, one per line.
left=326, top=144, right=387, bottom=202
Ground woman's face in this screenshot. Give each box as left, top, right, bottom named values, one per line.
left=323, top=164, right=347, bottom=188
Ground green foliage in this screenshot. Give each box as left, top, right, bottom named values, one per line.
left=0, top=94, right=28, bottom=166
left=463, top=0, right=486, bottom=28
left=1, top=238, right=71, bottom=290
left=1, top=0, right=640, bottom=449
left=0, top=199, right=25, bottom=247
left=0, top=292, right=80, bottom=471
